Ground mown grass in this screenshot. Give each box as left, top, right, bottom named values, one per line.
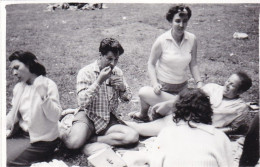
left=5, top=3, right=259, bottom=166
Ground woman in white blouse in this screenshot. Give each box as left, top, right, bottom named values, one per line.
left=129, top=5, right=202, bottom=122
left=6, top=51, right=62, bottom=166
left=125, top=89, right=233, bottom=167
left=150, top=88, right=233, bottom=167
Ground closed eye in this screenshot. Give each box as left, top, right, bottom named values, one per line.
left=175, top=19, right=181, bottom=23
left=11, top=65, right=19, bottom=71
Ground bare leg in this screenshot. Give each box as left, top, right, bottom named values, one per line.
left=96, top=125, right=139, bottom=146
left=132, top=86, right=176, bottom=119
left=62, top=122, right=93, bottom=149
left=61, top=112, right=94, bottom=150
left=125, top=114, right=174, bottom=137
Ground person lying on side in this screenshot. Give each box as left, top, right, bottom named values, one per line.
left=126, top=72, right=252, bottom=137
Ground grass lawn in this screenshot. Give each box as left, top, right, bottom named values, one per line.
left=5, top=3, right=259, bottom=166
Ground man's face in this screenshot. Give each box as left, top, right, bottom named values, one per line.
left=223, top=74, right=242, bottom=99
left=99, top=51, right=119, bottom=70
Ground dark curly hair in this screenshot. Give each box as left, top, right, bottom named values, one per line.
left=99, top=38, right=124, bottom=56
left=235, top=72, right=252, bottom=93
left=9, top=50, right=46, bottom=76
left=166, top=5, right=192, bottom=23
left=173, top=88, right=213, bottom=127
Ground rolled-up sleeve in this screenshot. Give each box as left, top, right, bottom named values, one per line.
left=77, top=69, right=100, bottom=109
left=119, top=76, right=132, bottom=102
left=230, top=105, right=249, bottom=132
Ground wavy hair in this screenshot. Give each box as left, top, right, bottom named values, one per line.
left=99, top=38, right=124, bottom=56
left=9, top=50, right=46, bottom=76
left=166, top=5, right=192, bottom=23
left=235, top=72, right=252, bottom=93
left=173, top=88, right=213, bottom=127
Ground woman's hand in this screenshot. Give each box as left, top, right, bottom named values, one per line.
left=153, top=83, right=162, bottom=95
left=35, top=78, right=48, bottom=100
left=151, top=101, right=173, bottom=116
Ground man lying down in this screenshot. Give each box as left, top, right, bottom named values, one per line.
left=126, top=71, right=252, bottom=138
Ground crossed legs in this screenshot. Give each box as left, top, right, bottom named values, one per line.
left=61, top=111, right=139, bottom=150
left=61, top=111, right=94, bottom=150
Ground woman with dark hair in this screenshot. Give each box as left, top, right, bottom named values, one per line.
left=129, top=5, right=203, bottom=122
left=6, top=51, right=62, bottom=166
left=149, top=88, right=233, bottom=167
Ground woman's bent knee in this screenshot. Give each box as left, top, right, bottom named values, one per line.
left=138, top=86, right=153, bottom=99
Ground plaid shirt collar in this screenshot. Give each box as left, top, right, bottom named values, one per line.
left=93, top=60, right=101, bottom=74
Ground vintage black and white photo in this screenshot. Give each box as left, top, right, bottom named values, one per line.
left=2, top=1, right=259, bottom=167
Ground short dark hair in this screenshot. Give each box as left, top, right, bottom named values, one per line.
left=235, top=72, right=252, bottom=93
left=166, top=5, right=192, bottom=23
left=173, top=88, right=213, bottom=127
left=9, top=50, right=46, bottom=76
left=99, top=38, right=124, bottom=56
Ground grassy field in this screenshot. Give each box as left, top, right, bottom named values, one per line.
left=5, top=3, right=259, bottom=166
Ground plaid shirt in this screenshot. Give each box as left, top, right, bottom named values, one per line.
left=77, top=61, right=132, bottom=134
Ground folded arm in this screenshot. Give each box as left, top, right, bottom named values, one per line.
left=218, top=106, right=249, bottom=135
left=41, top=81, right=62, bottom=122
left=151, top=96, right=179, bottom=116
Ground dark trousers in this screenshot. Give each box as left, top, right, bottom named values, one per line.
left=239, top=113, right=259, bottom=167
left=7, top=132, right=59, bottom=167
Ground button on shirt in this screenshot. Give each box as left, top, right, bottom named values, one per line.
left=77, top=61, right=132, bottom=134
left=155, top=30, right=195, bottom=84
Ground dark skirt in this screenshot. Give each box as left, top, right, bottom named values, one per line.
left=7, top=130, right=59, bottom=167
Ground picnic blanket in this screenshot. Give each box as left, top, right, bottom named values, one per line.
left=31, top=109, right=258, bottom=167
left=30, top=136, right=256, bottom=167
